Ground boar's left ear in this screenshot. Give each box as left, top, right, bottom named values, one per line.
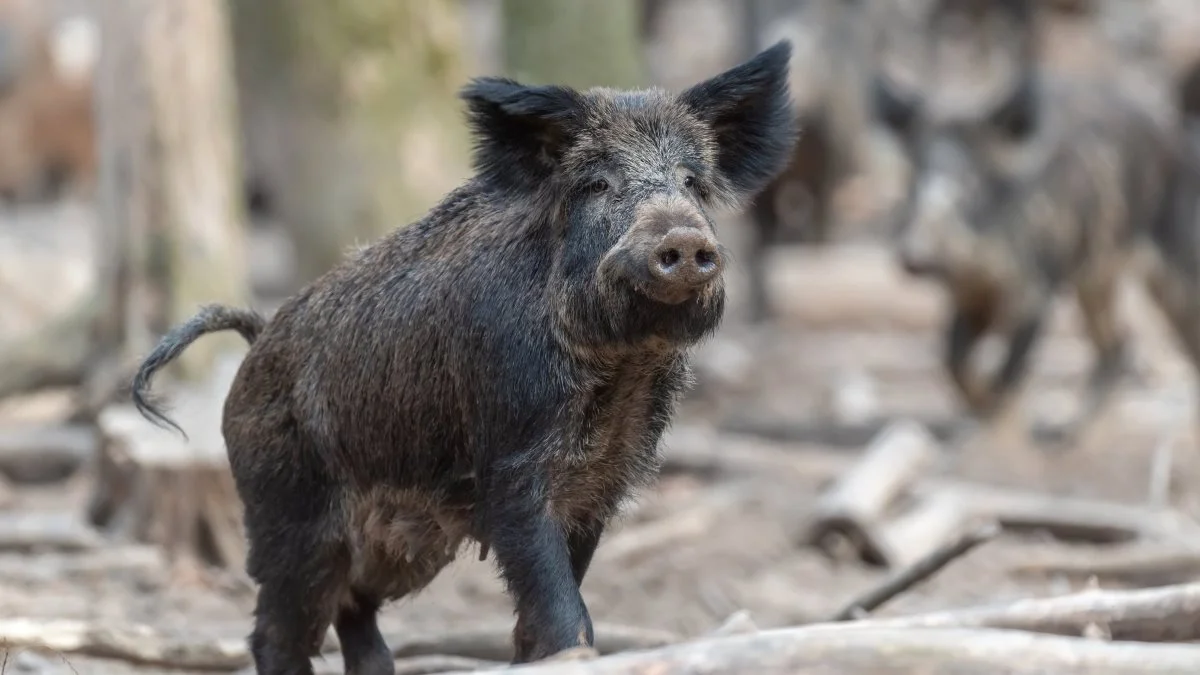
left=678, top=40, right=797, bottom=205
left=460, top=77, right=585, bottom=192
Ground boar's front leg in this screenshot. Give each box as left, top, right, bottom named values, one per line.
left=512, top=521, right=604, bottom=662
left=978, top=306, right=1048, bottom=420
left=488, top=471, right=594, bottom=664
left=944, top=301, right=994, bottom=415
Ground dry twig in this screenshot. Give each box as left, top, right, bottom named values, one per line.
left=844, top=580, right=1200, bottom=642
left=1008, top=545, right=1200, bottom=586
left=455, top=626, right=1200, bottom=674
left=831, top=520, right=1002, bottom=620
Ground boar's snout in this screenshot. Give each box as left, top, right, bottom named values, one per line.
left=647, top=227, right=723, bottom=304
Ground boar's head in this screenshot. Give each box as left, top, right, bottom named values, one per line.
left=460, top=41, right=797, bottom=351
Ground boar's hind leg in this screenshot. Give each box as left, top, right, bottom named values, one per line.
left=487, top=473, right=594, bottom=664
left=334, top=591, right=393, bottom=675
left=243, top=466, right=349, bottom=675
left=247, top=540, right=348, bottom=675
left=1041, top=275, right=1131, bottom=446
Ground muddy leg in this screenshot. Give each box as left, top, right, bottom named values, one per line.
left=335, top=591, right=394, bottom=675
left=247, top=536, right=347, bottom=675
left=513, top=521, right=604, bottom=662
left=242, top=455, right=347, bottom=675
left=489, top=470, right=592, bottom=665
left=1038, top=276, right=1130, bottom=448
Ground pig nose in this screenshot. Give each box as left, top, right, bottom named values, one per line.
left=649, top=227, right=723, bottom=288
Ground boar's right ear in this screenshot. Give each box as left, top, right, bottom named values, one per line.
left=678, top=40, right=797, bottom=206
left=460, top=77, right=585, bottom=191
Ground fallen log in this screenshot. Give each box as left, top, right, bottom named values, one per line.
left=0, top=512, right=103, bottom=552
left=465, top=626, right=1200, bottom=675
left=802, top=420, right=942, bottom=565
left=832, top=520, right=1001, bottom=620
left=928, top=482, right=1200, bottom=545
left=0, top=423, right=96, bottom=484
left=381, top=623, right=679, bottom=663
left=0, top=618, right=248, bottom=671
left=849, top=581, right=1200, bottom=642
left=870, top=490, right=978, bottom=569
left=1008, top=545, right=1200, bottom=586
left=0, top=545, right=162, bottom=583
left=293, top=654, right=504, bottom=675
left=0, top=618, right=679, bottom=671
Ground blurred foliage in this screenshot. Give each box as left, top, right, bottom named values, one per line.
left=227, top=0, right=471, bottom=283
left=503, top=0, right=646, bottom=90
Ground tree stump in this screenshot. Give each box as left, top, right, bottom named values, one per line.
left=88, top=354, right=245, bottom=572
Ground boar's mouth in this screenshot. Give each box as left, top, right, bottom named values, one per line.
left=625, top=283, right=727, bottom=346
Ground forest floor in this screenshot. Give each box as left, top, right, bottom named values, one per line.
left=1, top=207, right=1200, bottom=674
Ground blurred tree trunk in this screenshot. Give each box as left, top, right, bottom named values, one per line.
left=0, top=0, right=248, bottom=404
left=228, top=0, right=472, bottom=286
left=84, top=0, right=250, bottom=574
left=502, top=0, right=646, bottom=89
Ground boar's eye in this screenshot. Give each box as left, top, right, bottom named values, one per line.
left=683, top=175, right=696, bottom=190
left=589, top=178, right=610, bottom=194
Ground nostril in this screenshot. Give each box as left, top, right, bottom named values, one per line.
left=695, top=248, right=716, bottom=267
left=659, top=249, right=681, bottom=268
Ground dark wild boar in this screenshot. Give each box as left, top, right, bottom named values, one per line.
left=873, top=0, right=1180, bottom=445
left=130, top=42, right=796, bottom=674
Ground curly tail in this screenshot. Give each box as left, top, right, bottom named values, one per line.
left=131, top=304, right=267, bottom=437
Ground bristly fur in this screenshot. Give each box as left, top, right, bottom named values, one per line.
left=130, top=41, right=796, bottom=672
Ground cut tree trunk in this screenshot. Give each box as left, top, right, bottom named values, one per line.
left=88, top=355, right=245, bottom=571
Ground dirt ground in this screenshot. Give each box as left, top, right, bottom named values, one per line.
left=2, top=203, right=1200, bottom=674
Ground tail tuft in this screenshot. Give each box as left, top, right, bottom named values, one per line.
left=131, top=304, right=266, bottom=437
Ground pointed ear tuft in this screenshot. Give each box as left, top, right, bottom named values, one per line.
left=460, top=77, right=584, bottom=192
left=678, top=40, right=798, bottom=206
